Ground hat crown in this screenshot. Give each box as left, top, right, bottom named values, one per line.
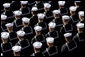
left=48, top=22, right=56, bottom=28
left=33, top=42, right=42, bottom=48
left=44, top=3, right=51, bottom=8
left=46, top=37, right=54, bottom=43
left=32, top=7, right=38, bottom=11
left=34, top=26, right=42, bottom=31
left=1, top=32, right=9, bottom=39
left=1, top=14, right=7, bottom=20
left=64, top=33, right=72, bottom=38
left=12, top=46, right=21, bottom=52
left=37, top=13, right=45, bottom=19
left=53, top=10, right=61, bottom=14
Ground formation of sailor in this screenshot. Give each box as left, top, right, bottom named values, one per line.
left=1, top=1, right=84, bottom=56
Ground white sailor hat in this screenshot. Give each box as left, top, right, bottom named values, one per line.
left=31, top=7, right=38, bottom=11
left=22, top=17, right=30, bottom=23
left=48, top=22, right=56, bottom=28
left=37, top=13, right=45, bottom=19
left=12, top=46, right=22, bottom=52
left=3, top=3, right=11, bottom=8
left=62, top=15, right=70, bottom=20
left=34, top=26, right=42, bottom=31
left=1, top=32, right=9, bottom=39
left=46, top=37, right=54, bottom=43
left=5, top=23, right=13, bottom=27
left=75, top=1, right=81, bottom=3
left=69, top=6, right=77, bottom=11
left=64, top=33, right=72, bottom=38
left=76, top=23, right=84, bottom=28
left=58, top=1, right=65, bottom=6
left=16, top=30, right=25, bottom=37
left=44, top=3, right=51, bottom=8
left=53, top=10, right=61, bottom=14
left=33, top=42, right=42, bottom=49
left=20, top=1, right=28, bottom=5
left=13, top=10, right=22, bottom=16
left=78, top=11, right=84, bottom=16
left=1, top=14, right=7, bottom=20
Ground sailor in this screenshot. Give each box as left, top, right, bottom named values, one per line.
left=1, top=14, right=7, bottom=32
left=16, top=30, right=31, bottom=56
left=52, top=10, right=63, bottom=31
left=36, top=13, right=48, bottom=34
left=2, top=3, right=14, bottom=23
left=61, top=33, right=77, bottom=56
left=58, top=1, right=68, bottom=16
left=73, top=22, right=84, bottom=56
left=11, top=1, right=21, bottom=11
left=28, top=1, right=35, bottom=8
left=31, top=26, right=46, bottom=44
left=69, top=6, right=79, bottom=24
left=31, top=42, right=44, bottom=56
left=43, top=37, right=58, bottom=56
left=21, top=17, right=33, bottom=41
left=12, top=45, right=22, bottom=56
left=78, top=11, right=84, bottom=23
left=5, top=23, right=18, bottom=46
left=60, top=15, right=74, bottom=35
left=20, top=1, right=31, bottom=17
left=73, top=23, right=84, bottom=45
left=13, top=10, right=23, bottom=31
left=30, top=7, right=38, bottom=28
left=43, top=3, right=53, bottom=23
left=34, top=1, right=44, bottom=13
left=1, top=32, right=13, bottom=56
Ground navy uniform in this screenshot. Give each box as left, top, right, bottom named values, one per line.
left=20, top=1, right=31, bottom=17
left=60, top=15, right=74, bottom=35
left=12, top=46, right=22, bottom=56
left=5, top=23, right=18, bottom=46
left=31, top=34, right=45, bottom=44
left=58, top=1, right=68, bottom=16
left=16, top=30, right=32, bottom=56
left=30, top=7, right=38, bottom=28
left=34, top=1, right=44, bottom=13
left=73, top=23, right=84, bottom=54
left=21, top=17, right=33, bottom=41
left=43, top=3, right=53, bottom=24
left=11, top=1, right=21, bottom=11
left=31, top=42, right=44, bottom=56
left=1, top=32, right=13, bottom=56
left=1, top=15, right=8, bottom=32
left=52, top=10, right=63, bottom=31
left=43, top=37, right=58, bottom=56
left=13, top=10, right=23, bottom=31
left=28, top=1, right=35, bottom=8
left=61, top=33, right=78, bottom=56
